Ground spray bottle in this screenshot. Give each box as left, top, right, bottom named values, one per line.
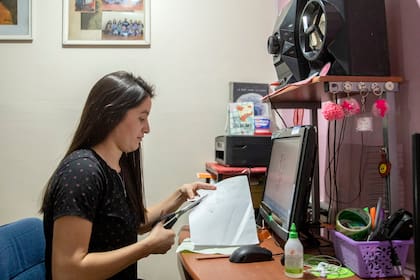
left=284, top=223, right=304, bottom=278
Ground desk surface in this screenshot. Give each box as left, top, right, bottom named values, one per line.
left=178, top=227, right=331, bottom=280
left=206, top=162, right=267, bottom=175
left=178, top=226, right=403, bottom=280
left=205, top=162, right=267, bottom=176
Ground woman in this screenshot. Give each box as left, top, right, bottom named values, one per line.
left=40, top=71, right=216, bottom=279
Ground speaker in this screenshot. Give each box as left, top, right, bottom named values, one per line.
left=267, top=0, right=309, bottom=85
left=298, top=0, right=390, bottom=76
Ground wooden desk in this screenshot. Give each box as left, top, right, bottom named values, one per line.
left=205, top=162, right=267, bottom=209
left=205, top=162, right=266, bottom=182
left=178, top=227, right=342, bottom=280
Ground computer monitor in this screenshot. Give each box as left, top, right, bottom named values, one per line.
left=259, top=125, right=317, bottom=244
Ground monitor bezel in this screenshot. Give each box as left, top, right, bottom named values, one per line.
left=259, top=125, right=317, bottom=243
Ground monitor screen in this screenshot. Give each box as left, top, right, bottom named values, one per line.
left=260, top=125, right=317, bottom=244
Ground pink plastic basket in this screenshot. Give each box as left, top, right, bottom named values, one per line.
left=331, top=230, right=413, bottom=278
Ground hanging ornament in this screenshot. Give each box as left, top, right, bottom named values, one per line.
left=372, top=98, right=389, bottom=118
left=378, top=147, right=391, bottom=177
left=341, top=97, right=360, bottom=116
left=356, top=84, right=373, bottom=132
left=339, top=81, right=360, bottom=117
left=371, top=83, right=389, bottom=118
left=322, top=101, right=345, bottom=121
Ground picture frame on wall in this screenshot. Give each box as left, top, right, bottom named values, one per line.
left=63, top=0, right=150, bottom=46
left=0, top=0, right=32, bottom=41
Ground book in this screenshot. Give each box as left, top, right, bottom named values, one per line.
left=229, top=82, right=271, bottom=134
left=229, top=82, right=269, bottom=104
left=228, top=102, right=255, bottom=135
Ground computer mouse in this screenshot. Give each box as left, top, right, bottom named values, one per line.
left=229, top=245, right=273, bottom=263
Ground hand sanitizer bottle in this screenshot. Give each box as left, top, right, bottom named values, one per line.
left=284, top=223, right=304, bottom=278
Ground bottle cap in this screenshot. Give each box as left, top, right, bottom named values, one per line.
left=289, top=223, right=298, bottom=239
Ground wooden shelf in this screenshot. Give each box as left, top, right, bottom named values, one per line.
left=261, top=75, right=403, bottom=222
left=263, top=76, right=403, bottom=104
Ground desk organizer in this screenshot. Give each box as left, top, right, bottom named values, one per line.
left=331, top=230, right=413, bottom=278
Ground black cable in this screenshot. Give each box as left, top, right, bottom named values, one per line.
left=325, top=117, right=366, bottom=207
left=268, top=97, right=288, bottom=128
left=326, top=120, right=333, bottom=222
left=324, top=120, right=341, bottom=212
left=333, top=118, right=338, bottom=212
left=323, top=117, right=369, bottom=226
left=336, top=118, right=363, bottom=205
left=334, top=117, right=363, bottom=205
left=388, top=239, right=402, bottom=276
left=358, top=132, right=365, bottom=203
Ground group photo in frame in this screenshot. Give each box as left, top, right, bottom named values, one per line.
left=0, top=0, right=32, bottom=40
left=63, top=0, right=150, bottom=46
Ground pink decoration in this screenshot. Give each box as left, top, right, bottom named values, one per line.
left=322, top=101, right=345, bottom=121
left=340, top=97, right=360, bottom=116
left=319, top=62, right=331, bottom=77
left=372, top=99, right=389, bottom=118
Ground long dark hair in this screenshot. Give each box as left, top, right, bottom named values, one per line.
left=40, top=71, right=154, bottom=226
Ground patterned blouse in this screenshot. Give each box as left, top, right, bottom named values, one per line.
left=43, top=149, right=139, bottom=279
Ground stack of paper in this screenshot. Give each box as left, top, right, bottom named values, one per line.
left=189, top=175, right=259, bottom=247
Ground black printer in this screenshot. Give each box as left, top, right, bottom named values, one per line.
left=215, top=135, right=272, bottom=167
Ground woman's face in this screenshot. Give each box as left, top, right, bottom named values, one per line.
left=110, top=96, right=152, bottom=153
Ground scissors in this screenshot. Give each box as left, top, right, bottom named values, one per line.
left=158, top=193, right=208, bottom=229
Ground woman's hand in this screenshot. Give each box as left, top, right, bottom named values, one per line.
left=143, top=182, right=217, bottom=233
left=177, top=182, right=217, bottom=200
left=145, top=222, right=176, bottom=254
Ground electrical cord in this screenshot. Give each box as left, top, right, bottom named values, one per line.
left=324, top=116, right=369, bottom=222
left=325, top=118, right=355, bottom=220
left=268, top=97, right=288, bottom=128
left=304, top=255, right=344, bottom=278
left=305, top=255, right=342, bottom=267
left=388, top=239, right=403, bottom=276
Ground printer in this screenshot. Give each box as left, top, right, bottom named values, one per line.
left=215, top=135, right=272, bottom=167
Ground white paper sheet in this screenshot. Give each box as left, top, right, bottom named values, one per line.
left=176, top=238, right=239, bottom=255
left=189, top=175, right=259, bottom=246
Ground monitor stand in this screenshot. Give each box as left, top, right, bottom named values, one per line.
left=300, top=229, right=321, bottom=249
left=267, top=225, right=322, bottom=250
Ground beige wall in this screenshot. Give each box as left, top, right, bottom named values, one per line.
left=0, top=1, right=277, bottom=279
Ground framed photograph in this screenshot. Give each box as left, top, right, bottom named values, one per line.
left=0, top=0, right=32, bottom=40
left=63, top=0, right=150, bottom=46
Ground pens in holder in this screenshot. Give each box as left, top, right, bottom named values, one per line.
left=370, top=207, right=376, bottom=229
left=367, top=197, right=384, bottom=241
left=374, top=197, right=383, bottom=229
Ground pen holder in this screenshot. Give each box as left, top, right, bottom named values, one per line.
left=331, top=230, right=413, bottom=278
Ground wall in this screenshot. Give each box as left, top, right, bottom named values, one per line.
left=387, top=0, right=420, bottom=209
left=386, top=0, right=420, bottom=272
left=0, top=1, right=278, bottom=279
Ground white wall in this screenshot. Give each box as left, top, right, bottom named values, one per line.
left=0, top=0, right=278, bottom=279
